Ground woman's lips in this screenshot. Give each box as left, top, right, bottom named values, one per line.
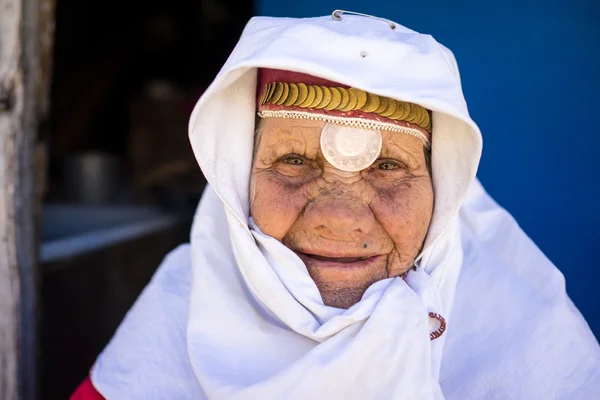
left=295, top=251, right=383, bottom=268
left=308, top=254, right=368, bottom=263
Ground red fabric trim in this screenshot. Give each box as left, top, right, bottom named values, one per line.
left=70, top=376, right=105, bottom=400
left=258, top=68, right=344, bottom=91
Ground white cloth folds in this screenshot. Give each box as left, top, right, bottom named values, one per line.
left=91, top=14, right=600, bottom=399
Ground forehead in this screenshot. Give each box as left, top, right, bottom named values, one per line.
left=257, top=117, right=425, bottom=154
left=260, top=117, right=322, bottom=143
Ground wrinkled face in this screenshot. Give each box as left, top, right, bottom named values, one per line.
left=250, top=117, right=434, bottom=309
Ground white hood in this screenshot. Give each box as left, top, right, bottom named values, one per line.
left=91, top=13, right=600, bottom=400
left=188, top=14, right=481, bottom=257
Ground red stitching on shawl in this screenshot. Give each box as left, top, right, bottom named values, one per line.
left=428, top=312, right=446, bottom=341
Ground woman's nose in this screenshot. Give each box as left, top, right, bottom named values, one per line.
left=303, top=197, right=375, bottom=241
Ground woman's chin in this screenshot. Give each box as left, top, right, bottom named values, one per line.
left=318, top=287, right=369, bottom=309
left=296, top=253, right=389, bottom=309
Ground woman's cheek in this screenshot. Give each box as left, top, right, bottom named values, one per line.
left=250, top=172, right=311, bottom=241
left=370, top=181, right=433, bottom=252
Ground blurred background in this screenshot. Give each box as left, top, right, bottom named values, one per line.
left=40, top=0, right=250, bottom=398
left=35, top=0, right=598, bottom=398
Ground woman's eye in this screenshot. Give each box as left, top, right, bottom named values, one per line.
left=282, top=155, right=305, bottom=165
left=377, top=160, right=399, bottom=170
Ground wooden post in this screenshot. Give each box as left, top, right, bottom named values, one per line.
left=0, top=0, right=43, bottom=398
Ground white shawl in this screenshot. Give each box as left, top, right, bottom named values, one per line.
left=91, top=14, right=600, bottom=399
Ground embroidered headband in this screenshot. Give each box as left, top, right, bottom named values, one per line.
left=256, top=69, right=432, bottom=171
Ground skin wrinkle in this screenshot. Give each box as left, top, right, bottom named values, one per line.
left=250, top=119, right=431, bottom=209
left=250, top=117, right=434, bottom=308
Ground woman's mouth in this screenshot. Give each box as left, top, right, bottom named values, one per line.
left=304, top=254, right=369, bottom=263
left=295, top=251, right=382, bottom=267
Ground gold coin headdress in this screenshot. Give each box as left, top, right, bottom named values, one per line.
left=256, top=68, right=432, bottom=172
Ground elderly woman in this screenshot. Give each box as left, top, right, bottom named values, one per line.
left=72, top=12, right=600, bottom=400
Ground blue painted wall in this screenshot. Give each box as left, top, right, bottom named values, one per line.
left=257, top=1, right=600, bottom=335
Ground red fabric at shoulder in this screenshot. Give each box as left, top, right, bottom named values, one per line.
left=70, top=376, right=105, bottom=400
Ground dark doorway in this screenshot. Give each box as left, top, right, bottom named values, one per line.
left=40, top=1, right=253, bottom=398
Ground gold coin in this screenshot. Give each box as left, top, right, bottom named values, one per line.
left=389, top=100, right=405, bottom=119
left=405, top=103, right=419, bottom=122
left=362, top=92, right=380, bottom=113
left=275, top=83, right=289, bottom=105
left=271, top=82, right=284, bottom=104
left=293, top=83, right=308, bottom=106
left=350, top=88, right=367, bottom=110
left=308, top=85, right=323, bottom=108
left=268, top=82, right=277, bottom=102
left=413, top=105, right=423, bottom=126
left=284, top=83, right=299, bottom=106
left=261, top=83, right=270, bottom=104
left=263, top=82, right=275, bottom=104
left=324, top=87, right=342, bottom=110
left=398, top=101, right=411, bottom=120
left=375, top=96, right=389, bottom=114
left=380, top=98, right=397, bottom=117
left=417, top=107, right=428, bottom=127
left=415, top=105, right=425, bottom=125
left=299, top=85, right=316, bottom=107
left=337, top=88, right=350, bottom=110
left=339, top=88, right=358, bottom=112
left=422, top=109, right=431, bottom=130
left=259, top=84, right=268, bottom=104
left=315, top=86, right=331, bottom=109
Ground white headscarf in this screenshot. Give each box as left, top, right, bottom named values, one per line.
left=91, top=14, right=600, bottom=399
